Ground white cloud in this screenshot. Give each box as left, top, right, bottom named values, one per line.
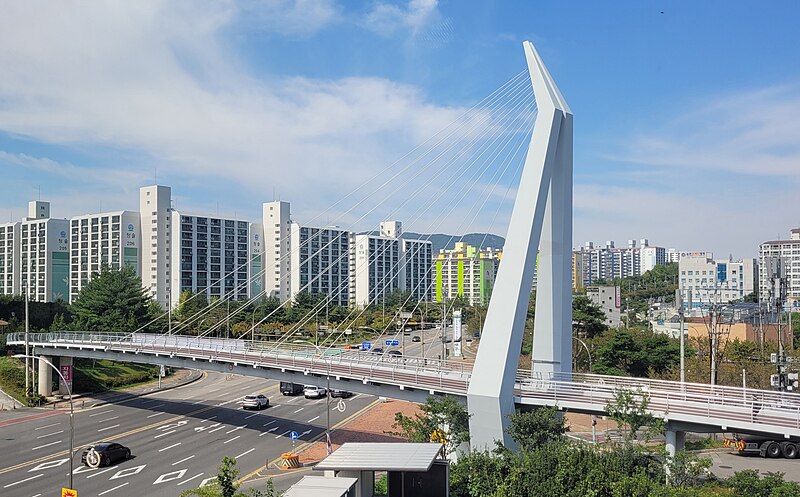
left=240, top=0, right=340, bottom=36
left=611, top=84, right=800, bottom=176
left=363, top=0, right=440, bottom=36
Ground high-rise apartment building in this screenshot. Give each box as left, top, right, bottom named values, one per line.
left=69, top=211, right=140, bottom=302
left=678, top=256, right=756, bottom=308
left=574, top=239, right=665, bottom=287
left=263, top=201, right=291, bottom=302
left=170, top=212, right=252, bottom=304
left=249, top=222, right=264, bottom=299
left=20, top=201, right=70, bottom=302
left=290, top=224, right=351, bottom=306
left=140, top=185, right=173, bottom=308
left=401, top=238, right=432, bottom=302
left=352, top=233, right=400, bottom=307
left=759, top=228, right=800, bottom=309
left=0, top=222, right=21, bottom=296
left=434, top=242, right=501, bottom=306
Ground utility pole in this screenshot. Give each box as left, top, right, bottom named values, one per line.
left=710, top=305, right=717, bottom=386
left=676, top=289, right=685, bottom=383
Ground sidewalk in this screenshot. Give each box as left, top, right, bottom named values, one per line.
left=0, top=368, right=203, bottom=424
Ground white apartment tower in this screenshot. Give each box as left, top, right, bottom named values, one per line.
left=140, top=186, right=173, bottom=308
left=249, top=222, right=264, bottom=299
left=170, top=212, right=251, bottom=304
left=20, top=201, right=70, bottom=302
left=759, top=228, right=800, bottom=309
left=290, top=224, right=351, bottom=306
left=263, top=201, right=291, bottom=302
left=69, top=211, right=140, bottom=302
left=352, top=232, right=400, bottom=307
left=0, top=221, right=21, bottom=296
left=400, top=238, right=432, bottom=302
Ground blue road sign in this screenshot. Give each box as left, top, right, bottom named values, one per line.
left=385, top=339, right=399, bottom=346
left=290, top=431, right=299, bottom=440
left=362, top=341, right=371, bottom=350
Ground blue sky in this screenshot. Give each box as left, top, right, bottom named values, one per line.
left=1, top=1, right=799, bottom=257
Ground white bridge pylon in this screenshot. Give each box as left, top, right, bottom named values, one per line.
left=467, top=40, right=573, bottom=449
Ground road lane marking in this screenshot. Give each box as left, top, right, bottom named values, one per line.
left=285, top=396, right=300, bottom=403
left=36, top=430, right=64, bottom=439
left=262, top=420, right=276, bottom=427
left=97, top=424, right=121, bottom=432
left=154, top=430, right=176, bottom=439
left=201, top=416, right=217, bottom=422
left=293, top=407, right=304, bottom=414
left=146, top=412, right=166, bottom=418
left=97, top=416, right=119, bottom=422
left=275, top=430, right=290, bottom=439
left=235, top=448, right=255, bottom=459
left=31, top=441, right=61, bottom=451
left=98, top=482, right=128, bottom=495
left=88, top=409, right=114, bottom=417
left=307, top=416, right=320, bottom=423
left=109, top=464, right=146, bottom=480
left=139, top=398, right=160, bottom=405
left=146, top=403, right=165, bottom=410
left=223, top=435, right=241, bottom=444
left=158, top=442, right=182, bottom=452
left=153, top=469, right=186, bottom=484
left=172, top=455, right=195, bottom=466
left=177, top=472, right=204, bottom=486
left=3, top=473, right=43, bottom=488
left=208, top=425, right=226, bottom=433
left=225, top=425, right=246, bottom=434
left=86, top=466, right=116, bottom=478
left=29, top=458, right=69, bottom=472
left=244, top=413, right=259, bottom=419
left=34, top=423, right=60, bottom=431
left=259, top=427, right=278, bottom=437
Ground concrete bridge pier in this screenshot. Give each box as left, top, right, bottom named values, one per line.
left=37, top=355, right=52, bottom=396
left=665, top=426, right=686, bottom=458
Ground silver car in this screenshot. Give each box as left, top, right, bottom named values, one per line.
left=242, top=394, right=269, bottom=410
left=303, top=385, right=328, bottom=399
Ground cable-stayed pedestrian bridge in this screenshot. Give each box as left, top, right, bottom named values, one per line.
left=9, top=332, right=800, bottom=443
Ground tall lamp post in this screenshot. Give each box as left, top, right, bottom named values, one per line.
left=572, top=336, right=592, bottom=373
left=292, top=340, right=332, bottom=454
left=15, top=354, right=75, bottom=490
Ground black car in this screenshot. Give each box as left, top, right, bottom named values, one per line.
left=371, top=347, right=384, bottom=354
left=411, top=336, right=421, bottom=342
left=280, top=382, right=304, bottom=396
left=387, top=350, right=402, bottom=357
left=330, top=389, right=353, bottom=398
left=81, top=442, right=131, bottom=467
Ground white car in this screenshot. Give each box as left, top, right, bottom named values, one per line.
left=242, top=394, right=269, bottom=410
left=304, top=385, right=328, bottom=399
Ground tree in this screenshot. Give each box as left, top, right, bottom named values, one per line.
left=572, top=295, right=608, bottom=338
left=175, top=290, right=209, bottom=324
left=605, top=388, right=662, bottom=442
left=389, top=396, right=470, bottom=455
left=505, top=407, right=567, bottom=451
left=71, top=266, right=159, bottom=333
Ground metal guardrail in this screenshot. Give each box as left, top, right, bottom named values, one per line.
left=9, top=332, right=800, bottom=433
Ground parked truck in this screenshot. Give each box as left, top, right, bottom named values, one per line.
left=724, top=434, right=799, bottom=459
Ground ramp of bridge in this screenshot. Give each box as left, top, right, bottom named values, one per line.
left=8, top=332, right=800, bottom=440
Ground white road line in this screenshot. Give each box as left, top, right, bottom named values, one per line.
left=154, top=429, right=176, bottom=439
left=89, top=409, right=114, bottom=417
left=285, top=396, right=300, bottom=403
left=208, top=425, right=226, bottom=433
left=146, top=412, right=165, bottom=418
left=235, top=448, right=255, bottom=459
left=34, top=423, right=60, bottom=431
left=36, top=430, right=64, bottom=439
left=275, top=430, right=290, bottom=439
left=32, top=494, right=42, bottom=497
left=31, top=440, right=61, bottom=451
left=98, top=482, right=128, bottom=495
left=293, top=407, right=304, bottom=414
left=225, top=425, right=246, bottom=434
left=172, top=455, right=195, bottom=466
left=307, top=416, right=320, bottom=423
left=139, top=398, right=160, bottom=405
left=223, top=435, right=241, bottom=444
left=158, top=442, right=182, bottom=452
left=244, top=413, right=259, bottom=419
left=3, top=473, right=43, bottom=488
left=207, top=387, right=222, bottom=393
left=86, top=466, right=116, bottom=479
left=97, top=424, right=121, bottom=432
left=147, top=403, right=165, bottom=410
left=263, top=420, right=276, bottom=427
left=201, top=416, right=217, bottom=422
left=177, top=473, right=204, bottom=486
left=97, top=416, right=119, bottom=422
left=259, top=427, right=278, bottom=437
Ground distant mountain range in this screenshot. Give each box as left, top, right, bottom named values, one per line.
left=360, top=231, right=505, bottom=254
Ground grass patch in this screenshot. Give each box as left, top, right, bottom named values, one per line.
left=686, top=437, right=726, bottom=451
left=0, top=356, right=29, bottom=403
left=73, top=359, right=161, bottom=392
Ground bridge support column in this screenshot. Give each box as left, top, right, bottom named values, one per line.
left=38, top=355, right=53, bottom=397
left=58, top=356, right=73, bottom=396
left=665, top=428, right=685, bottom=458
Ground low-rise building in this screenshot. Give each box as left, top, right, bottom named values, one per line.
left=759, top=228, right=800, bottom=309
left=678, top=256, right=757, bottom=308
left=586, top=285, right=621, bottom=328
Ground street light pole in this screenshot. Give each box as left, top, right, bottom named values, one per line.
left=572, top=336, right=592, bottom=372
left=15, top=355, right=74, bottom=490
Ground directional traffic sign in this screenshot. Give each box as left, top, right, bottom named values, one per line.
left=361, top=341, right=371, bottom=350
left=290, top=431, right=299, bottom=440
left=385, top=339, right=399, bottom=346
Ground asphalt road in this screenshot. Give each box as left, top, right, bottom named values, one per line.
left=0, top=372, right=375, bottom=497
left=708, top=450, right=800, bottom=482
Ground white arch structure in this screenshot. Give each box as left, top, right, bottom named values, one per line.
left=467, top=40, right=573, bottom=449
